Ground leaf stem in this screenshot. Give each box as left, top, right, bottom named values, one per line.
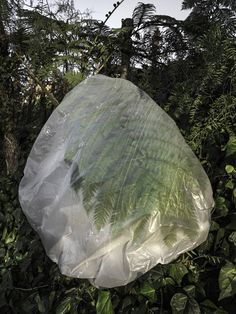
left=13, top=284, right=49, bottom=291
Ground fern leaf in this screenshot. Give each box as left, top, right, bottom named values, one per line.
left=132, top=2, right=156, bottom=28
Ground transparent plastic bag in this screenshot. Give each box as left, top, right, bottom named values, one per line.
left=19, top=75, right=214, bottom=288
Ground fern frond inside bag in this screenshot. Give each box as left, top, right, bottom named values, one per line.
left=19, top=75, right=214, bottom=288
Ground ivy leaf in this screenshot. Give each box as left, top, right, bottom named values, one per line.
left=225, top=165, right=235, bottom=174
left=214, top=197, right=228, bottom=218
left=140, top=281, right=156, bottom=302
left=96, top=291, right=114, bottom=314
left=219, top=262, right=236, bottom=300
left=171, top=293, right=188, bottom=313
left=161, top=277, right=175, bottom=287
left=229, top=232, right=236, bottom=246
left=183, top=285, right=196, bottom=298
left=170, top=293, right=200, bottom=314
left=225, top=180, right=234, bottom=189
left=225, top=136, right=236, bottom=157
left=201, top=299, right=227, bottom=314
left=169, top=263, right=188, bottom=286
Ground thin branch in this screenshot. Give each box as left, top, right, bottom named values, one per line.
left=13, top=284, right=49, bottom=291
left=101, top=0, right=126, bottom=29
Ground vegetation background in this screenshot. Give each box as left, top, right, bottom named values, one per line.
left=0, top=0, right=236, bottom=313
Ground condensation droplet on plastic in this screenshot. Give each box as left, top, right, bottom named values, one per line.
left=58, top=109, right=69, bottom=121
left=44, top=126, right=54, bottom=137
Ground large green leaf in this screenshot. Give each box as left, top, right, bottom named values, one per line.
left=171, top=293, right=188, bottom=313
left=225, top=136, right=236, bottom=157
left=140, top=281, right=156, bottom=302
left=201, top=299, right=227, bottom=314
left=169, top=263, right=188, bottom=286
left=219, top=262, right=236, bottom=300
left=170, top=293, right=200, bottom=314
left=96, top=291, right=114, bottom=314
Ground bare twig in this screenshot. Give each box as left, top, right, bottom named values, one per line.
left=13, top=284, right=49, bottom=291
left=101, top=0, right=126, bottom=29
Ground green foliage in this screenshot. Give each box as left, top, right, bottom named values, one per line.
left=132, top=2, right=156, bottom=28
left=65, top=77, right=207, bottom=249
left=218, top=263, right=236, bottom=300
left=140, top=282, right=156, bottom=302
left=96, top=291, right=114, bottom=314
left=169, top=263, right=188, bottom=286
left=170, top=293, right=200, bottom=314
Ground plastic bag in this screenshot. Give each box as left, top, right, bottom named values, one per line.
left=19, top=75, right=214, bottom=288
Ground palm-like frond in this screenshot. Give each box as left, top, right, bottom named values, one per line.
left=182, top=0, right=198, bottom=10
left=132, top=2, right=156, bottom=28
left=64, top=75, right=213, bottom=248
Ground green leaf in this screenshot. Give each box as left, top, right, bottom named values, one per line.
left=159, top=277, right=175, bottom=288
left=183, top=285, right=196, bottom=298
left=49, top=291, right=56, bottom=310
left=233, top=189, right=236, bottom=207
left=35, top=294, right=46, bottom=313
left=169, top=263, right=188, bottom=286
left=56, top=297, right=72, bottom=314
left=140, top=281, right=156, bottom=302
left=221, top=238, right=230, bottom=256
left=214, top=197, right=229, bottom=217
left=219, top=262, right=236, bottom=300
left=229, top=232, right=236, bottom=246
left=187, top=298, right=201, bottom=314
left=215, top=196, right=225, bottom=206
left=214, top=228, right=225, bottom=251
left=96, top=291, right=114, bottom=314
left=210, top=221, right=220, bottom=231
left=225, top=180, right=234, bottom=189
left=4, top=230, right=16, bottom=244
left=171, top=293, right=187, bottom=313
left=171, top=293, right=200, bottom=314
left=64, top=71, right=84, bottom=88
left=226, top=136, right=236, bottom=157
left=225, top=165, right=235, bottom=174
left=201, top=299, right=227, bottom=314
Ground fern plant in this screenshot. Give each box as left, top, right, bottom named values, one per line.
left=64, top=75, right=213, bottom=251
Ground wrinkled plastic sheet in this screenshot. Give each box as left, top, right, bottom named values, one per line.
left=19, top=75, right=214, bottom=288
